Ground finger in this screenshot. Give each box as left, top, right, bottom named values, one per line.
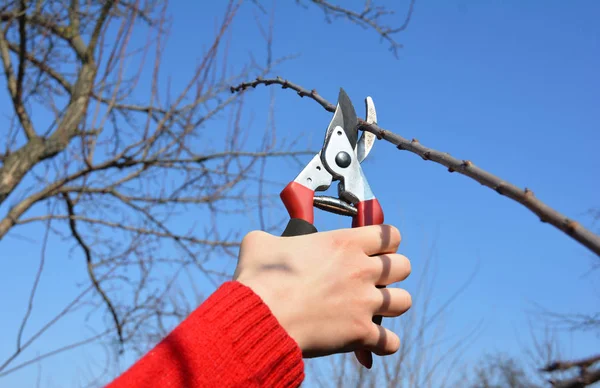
left=374, top=287, right=412, bottom=317
left=362, top=324, right=401, bottom=356
left=341, top=224, right=401, bottom=256
left=369, top=253, right=411, bottom=285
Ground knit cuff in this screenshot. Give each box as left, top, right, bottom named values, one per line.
left=195, top=281, right=304, bottom=387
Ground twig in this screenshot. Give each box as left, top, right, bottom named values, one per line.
left=0, top=17, right=36, bottom=139
left=542, top=354, right=600, bottom=388
left=231, top=76, right=335, bottom=110
left=306, top=0, right=415, bottom=57
left=16, top=207, right=53, bottom=352
left=0, top=330, right=111, bottom=378
left=63, top=193, right=124, bottom=345
left=231, top=76, right=600, bottom=258
left=0, top=267, right=117, bottom=373
left=548, top=368, right=600, bottom=388
left=542, top=353, right=600, bottom=373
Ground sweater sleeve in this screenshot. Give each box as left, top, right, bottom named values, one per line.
left=106, top=281, right=304, bottom=387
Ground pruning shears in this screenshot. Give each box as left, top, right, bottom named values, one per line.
left=279, top=88, right=384, bottom=368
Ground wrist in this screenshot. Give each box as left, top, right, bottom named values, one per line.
left=237, top=277, right=305, bottom=352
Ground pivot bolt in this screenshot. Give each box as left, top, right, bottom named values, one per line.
left=335, top=151, right=351, bottom=168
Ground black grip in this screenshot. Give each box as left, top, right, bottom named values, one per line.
left=281, top=218, right=318, bottom=237
left=373, top=285, right=385, bottom=325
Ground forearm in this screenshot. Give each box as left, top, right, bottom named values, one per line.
left=107, top=281, right=304, bottom=388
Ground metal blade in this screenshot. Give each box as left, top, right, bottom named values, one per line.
left=338, top=88, right=358, bottom=150
left=322, top=97, right=345, bottom=151
left=356, top=96, right=377, bottom=162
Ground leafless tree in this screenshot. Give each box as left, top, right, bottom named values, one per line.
left=0, top=0, right=416, bottom=385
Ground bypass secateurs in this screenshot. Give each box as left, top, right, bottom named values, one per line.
left=280, top=88, right=383, bottom=235
left=279, top=88, right=384, bottom=368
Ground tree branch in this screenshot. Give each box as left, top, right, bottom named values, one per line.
left=305, top=0, right=415, bottom=57
left=542, top=354, right=600, bottom=373
left=14, top=210, right=52, bottom=361
left=86, top=0, right=115, bottom=61
left=0, top=11, right=88, bottom=59
left=4, top=38, right=172, bottom=115
left=63, top=193, right=124, bottom=345
left=15, top=0, right=30, bottom=136
left=0, top=330, right=111, bottom=378
left=0, top=16, right=36, bottom=140
left=231, top=76, right=600, bottom=258
left=0, top=265, right=116, bottom=373
left=549, top=368, right=600, bottom=388
left=0, top=0, right=116, bottom=207
left=542, top=354, right=600, bottom=388
left=17, top=214, right=242, bottom=247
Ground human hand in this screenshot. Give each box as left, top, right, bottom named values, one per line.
left=233, top=224, right=412, bottom=366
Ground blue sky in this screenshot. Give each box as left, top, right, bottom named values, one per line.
left=1, top=0, right=598, bottom=386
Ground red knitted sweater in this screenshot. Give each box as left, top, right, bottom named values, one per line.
left=107, top=281, right=305, bottom=387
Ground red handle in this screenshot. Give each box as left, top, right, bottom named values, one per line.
left=280, top=182, right=315, bottom=224
left=352, top=198, right=384, bottom=227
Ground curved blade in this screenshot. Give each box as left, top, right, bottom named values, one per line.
left=356, top=96, right=377, bottom=162
left=322, top=88, right=358, bottom=153
left=322, top=97, right=345, bottom=150
left=338, top=88, right=358, bottom=150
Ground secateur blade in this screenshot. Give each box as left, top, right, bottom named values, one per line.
left=324, top=88, right=358, bottom=152
left=356, top=96, right=377, bottom=163
left=338, top=88, right=358, bottom=150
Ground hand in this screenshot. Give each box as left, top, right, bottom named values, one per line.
left=233, top=224, right=412, bottom=364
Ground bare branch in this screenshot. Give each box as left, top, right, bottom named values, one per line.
left=63, top=193, right=124, bottom=344
left=0, top=60, right=93, bottom=207
left=231, top=76, right=600, bottom=258
left=15, top=206, right=53, bottom=354
left=0, top=147, right=312, bottom=240
left=535, top=304, right=600, bottom=334
left=86, top=0, right=116, bottom=60
left=542, top=354, right=600, bottom=373
left=0, top=12, right=36, bottom=139
left=303, top=0, right=415, bottom=57
left=542, top=354, right=600, bottom=388
left=15, top=0, right=31, bottom=137
left=0, top=330, right=111, bottom=378
left=0, top=266, right=117, bottom=373
left=231, top=76, right=335, bottom=110
left=0, top=11, right=87, bottom=58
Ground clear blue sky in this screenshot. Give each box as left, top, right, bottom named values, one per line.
left=1, top=1, right=598, bottom=386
